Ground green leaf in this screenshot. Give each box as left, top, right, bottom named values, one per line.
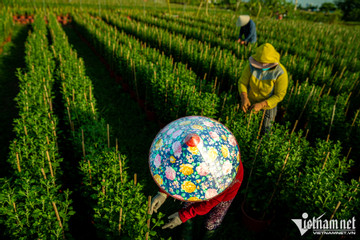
left=68, top=211, right=76, bottom=216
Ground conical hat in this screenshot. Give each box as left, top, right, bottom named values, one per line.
left=236, top=15, right=250, bottom=27
left=149, top=116, right=241, bottom=202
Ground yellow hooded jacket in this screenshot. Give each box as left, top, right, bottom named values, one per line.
left=238, top=43, right=288, bottom=109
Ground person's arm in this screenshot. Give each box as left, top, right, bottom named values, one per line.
left=239, top=27, right=245, bottom=40
left=179, top=164, right=244, bottom=222
left=178, top=196, right=224, bottom=222
left=265, top=68, right=288, bottom=109
left=243, top=21, right=256, bottom=43
left=239, top=64, right=252, bottom=112
left=238, top=63, right=251, bottom=94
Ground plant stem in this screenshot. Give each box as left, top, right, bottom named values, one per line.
left=257, top=110, right=266, bottom=139
left=344, top=178, right=359, bottom=210
left=346, top=147, right=352, bottom=160
left=88, top=160, right=92, bottom=185
left=81, top=128, right=86, bottom=158
left=107, top=123, right=110, bottom=148
left=263, top=151, right=290, bottom=220
left=351, top=109, right=359, bottom=127
left=24, top=125, right=28, bottom=136
left=327, top=96, right=338, bottom=141
left=16, top=152, right=21, bottom=173
left=12, top=200, right=17, bottom=213
left=243, top=139, right=262, bottom=203
left=321, top=152, right=330, bottom=170
left=146, top=195, right=151, bottom=240
left=246, top=110, right=253, bottom=132
left=46, top=150, right=54, bottom=179
left=91, top=102, right=96, bottom=119
left=118, top=207, right=122, bottom=235
left=118, top=153, right=123, bottom=183
left=304, top=129, right=309, bottom=139
left=52, top=201, right=65, bottom=239
left=41, top=168, right=47, bottom=180
left=102, top=179, right=105, bottom=195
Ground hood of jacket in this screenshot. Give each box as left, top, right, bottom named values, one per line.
left=252, top=43, right=280, bottom=64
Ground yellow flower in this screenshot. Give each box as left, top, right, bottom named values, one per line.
left=192, top=125, right=203, bottom=130
left=170, top=156, right=176, bottom=163
left=179, top=164, right=194, bottom=176
left=221, top=145, right=229, bottom=158
left=154, top=174, right=163, bottom=185
left=187, top=196, right=201, bottom=201
left=182, top=181, right=196, bottom=193
left=155, top=138, right=163, bottom=150
left=208, top=147, right=218, bottom=161
left=188, top=146, right=199, bottom=155
left=221, top=135, right=227, bottom=141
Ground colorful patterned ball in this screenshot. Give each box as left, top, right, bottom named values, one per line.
left=149, top=116, right=241, bottom=202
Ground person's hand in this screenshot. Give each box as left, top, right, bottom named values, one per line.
left=162, top=212, right=182, bottom=229
left=240, top=92, right=251, bottom=113
left=240, top=41, right=245, bottom=45
left=250, top=101, right=268, bottom=112
left=150, top=192, right=167, bottom=214
left=242, top=97, right=251, bottom=113
left=237, top=38, right=241, bottom=43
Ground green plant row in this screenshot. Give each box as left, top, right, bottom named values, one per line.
left=47, top=12, right=165, bottom=239
left=97, top=10, right=360, bottom=160
left=284, top=80, right=360, bottom=162
left=0, top=7, right=14, bottom=47
left=104, top=9, right=360, bottom=111
left=73, top=12, right=220, bottom=123
left=122, top=10, right=360, bottom=98
left=282, top=80, right=358, bottom=143
left=165, top=11, right=360, bottom=73
left=104, top=10, right=358, bottom=102
left=115, top=9, right=249, bottom=57
left=100, top=10, right=246, bottom=93
left=73, top=10, right=359, bottom=239
left=219, top=94, right=359, bottom=239
left=0, top=14, right=74, bottom=239
left=154, top=11, right=232, bottom=40
left=84, top=14, right=205, bottom=94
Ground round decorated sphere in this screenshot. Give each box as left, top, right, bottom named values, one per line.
left=149, top=116, right=241, bottom=202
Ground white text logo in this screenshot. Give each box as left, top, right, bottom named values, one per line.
left=291, top=212, right=356, bottom=236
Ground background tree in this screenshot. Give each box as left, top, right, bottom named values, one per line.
left=320, top=2, right=336, bottom=13
left=336, top=0, right=360, bottom=21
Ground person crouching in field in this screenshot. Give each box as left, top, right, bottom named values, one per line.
left=239, top=43, right=288, bottom=134
left=236, top=15, right=257, bottom=46
left=151, top=168, right=244, bottom=239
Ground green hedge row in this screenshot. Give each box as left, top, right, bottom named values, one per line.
left=0, top=14, right=74, bottom=239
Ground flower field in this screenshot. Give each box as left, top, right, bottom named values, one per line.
left=0, top=2, right=359, bottom=240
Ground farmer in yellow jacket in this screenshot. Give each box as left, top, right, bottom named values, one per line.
left=239, top=43, right=288, bottom=134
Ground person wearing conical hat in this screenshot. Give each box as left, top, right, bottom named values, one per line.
left=151, top=167, right=243, bottom=239
left=148, top=116, right=244, bottom=239
left=239, top=43, right=288, bottom=134
left=236, top=15, right=257, bottom=45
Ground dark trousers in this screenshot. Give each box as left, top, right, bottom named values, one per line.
left=261, top=106, right=277, bottom=135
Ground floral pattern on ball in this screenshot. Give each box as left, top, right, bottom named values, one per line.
left=149, top=116, right=240, bottom=202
